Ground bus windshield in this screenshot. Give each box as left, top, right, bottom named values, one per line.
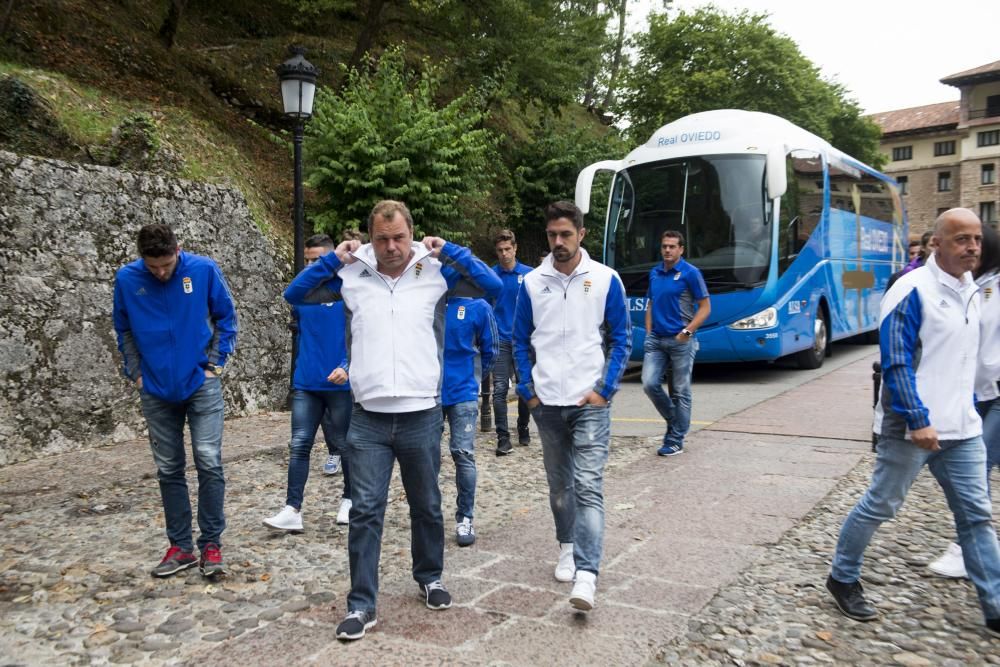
left=606, top=154, right=770, bottom=293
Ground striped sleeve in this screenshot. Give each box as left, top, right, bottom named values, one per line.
left=879, top=287, right=929, bottom=430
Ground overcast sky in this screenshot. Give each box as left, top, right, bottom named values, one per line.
left=628, top=0, right=1000, bottom=114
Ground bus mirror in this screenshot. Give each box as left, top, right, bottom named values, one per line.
left=766, top=148, right=787, bottom=199
left=575, top=160, right=623, bottom=214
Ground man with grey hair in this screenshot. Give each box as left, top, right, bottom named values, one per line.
left=285, top=200, right=501, bottom=641
left=825, top=208, right=1000, bottom=638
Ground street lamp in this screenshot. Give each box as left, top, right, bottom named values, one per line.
left=277, top=46, right=318, bottom=397
left=276, top=45, right=319, bottom=274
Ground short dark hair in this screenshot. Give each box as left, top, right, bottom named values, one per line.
left=368, top=200, right=414, bottom=235
left=137, top=224, right=178, bottom=257
left=920, top=230, right=933, bottom=247
left=494, top=229, right=516, bottom=246
left=977, top=223, right=1000, bottom=279
left=305, top=233, right=335, bottom=249
left=661, top=230, right=685, bottom=247
left=544, top=200, right=583, bottom=230
left=907, top=238, right=921, bottom=248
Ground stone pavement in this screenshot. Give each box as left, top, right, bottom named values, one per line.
left=1, top=353, right=998, bottom=665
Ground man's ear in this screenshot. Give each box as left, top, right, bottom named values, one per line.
left=579, top=228, right=587, bottom=241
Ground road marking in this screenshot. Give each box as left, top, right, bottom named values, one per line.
left=611, top=418, right=713, bottom=425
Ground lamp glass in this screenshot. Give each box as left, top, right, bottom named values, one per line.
left=281, top=79, right=316, bottom=117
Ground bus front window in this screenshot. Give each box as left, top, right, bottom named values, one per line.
left=608, top=155, right=770, bottom=293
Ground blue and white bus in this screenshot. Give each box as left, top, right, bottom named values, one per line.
left=576, top=109, right=907, bottom=369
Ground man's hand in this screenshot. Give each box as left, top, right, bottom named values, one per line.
left=527, top=397, right=542, bottom=409
left=577, top=391, right=608, bottom=407
left=136, top=376, right=143, bottom=390
left=204, top=369, right=215, bottom=379
left=421, top=236, right=447, bottom=258
left=335, top=239, right=361, bottom=264
left=327, top=368, right=348, bottom=385
left=910, top=425, right=940, bottom=451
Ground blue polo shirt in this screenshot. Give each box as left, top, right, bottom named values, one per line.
left=491, top=261, right=532, bottom=341
left=646, top=259, right=710, bottom=336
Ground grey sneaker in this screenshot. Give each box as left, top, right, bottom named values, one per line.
left=151, top=546, right=197, bottom=578
left=336, top=610, right=377, bottom=641
left=456, top=517, right=476, bottom=547
left=419, top=580, right=452, bottom=610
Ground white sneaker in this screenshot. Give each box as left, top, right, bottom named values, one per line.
left=554, top=543, right=576, bottom=582
left=263, top=505, right=303, bottom=532
left=928, top=542, right=968, bottom=579
left=336, top=499, right=352, bottom=525
left=569, top=570, right=596, bottom=611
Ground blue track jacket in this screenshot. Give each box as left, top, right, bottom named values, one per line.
left=491, top=262, right=533, bottom=341
left=113, top=252, right=237, bottom=403
left=512, top=249, right=631, bottom=405
left=293, top=301, right=350, bottom=393
left=442, top=297, right=498, bottom=407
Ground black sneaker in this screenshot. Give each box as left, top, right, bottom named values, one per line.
left=826, top=574, right=877, bottom=621
left=496, top=438, right=513, bottom=456
left=336, top=610, right=377, bottom=641
left=419, top=580, right=452, bottom=610
left=987, top=617, right=1000, bottom=638
left=517, top=428, right=530, bottom=446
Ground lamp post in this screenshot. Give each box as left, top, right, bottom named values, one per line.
left=277, top=46, right=318, bottom=396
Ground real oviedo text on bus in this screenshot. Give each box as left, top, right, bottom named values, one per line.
left=575, top=109, right=906, bottom=369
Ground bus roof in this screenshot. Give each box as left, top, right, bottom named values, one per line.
left=626, top=109, right=864, bottom=171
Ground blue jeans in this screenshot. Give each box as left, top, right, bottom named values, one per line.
left=978, top=398, right=1000, bottom=497
left=140, top=377, right=225, bottom=552
left=443, top=401, right=478, bottom=522
left=493, top=341, right=529, bottom=439
left=287, top=390, right=352, bottom=510
left=346, top=406, right=444, bottom=614
left=832, top=435, right=1000, bottom=620
left=531, top=404, right=611, bottom=576
left=642, top=332, right=698, bottom=447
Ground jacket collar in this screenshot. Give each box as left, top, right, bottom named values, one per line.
left=352, top=241, right=432, bottom=276
left=539, top=248, right=592, bottom=278
left=926, top=253, right=975, bottom=293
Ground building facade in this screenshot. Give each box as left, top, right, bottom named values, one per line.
left=872, top=60, right=1000, bottom=234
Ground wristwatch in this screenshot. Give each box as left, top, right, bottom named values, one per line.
left=681, top=328, right=694, bottom=337
left=207, top=363, right=224, bottom=377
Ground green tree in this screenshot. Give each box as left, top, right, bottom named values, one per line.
left=303, top=46, right=500, bottom=242
left=618, top=8, right=883, bottom=166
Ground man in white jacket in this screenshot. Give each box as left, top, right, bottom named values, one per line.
left=825, top=208, right=1000, bottom=639
left=285, top=200, right=501, bottom=641
left=512, top=200, right=632, bottom=612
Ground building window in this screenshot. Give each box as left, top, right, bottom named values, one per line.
left=897, top=175, right=909, bottom=195
left=892, top=146, right=913, bottom=161
left=983, top=164, right=996, bottom=185
left=982, top=201, right=997, bottom=224
left=938, top=171, right=952, bottom=192
left=934, top=140, right=956, bottom=156
left=978, top=130, right=1000, bottom=147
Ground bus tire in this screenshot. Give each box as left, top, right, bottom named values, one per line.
left=795, top=310, right=828, bottom=370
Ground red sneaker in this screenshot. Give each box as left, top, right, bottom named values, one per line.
left=151, top=546, right=197, bottom=578
left=199, top=543, right=225, bottom=577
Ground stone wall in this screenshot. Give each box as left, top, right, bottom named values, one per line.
left=0, top=151, right=291, bottom=464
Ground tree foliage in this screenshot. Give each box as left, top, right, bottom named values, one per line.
left=304, top=46, right=499, bottom=242
left=618, top=8, right=884, bottom=167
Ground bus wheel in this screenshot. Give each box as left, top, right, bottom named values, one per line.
left=795, top=311, right=828, bottom=370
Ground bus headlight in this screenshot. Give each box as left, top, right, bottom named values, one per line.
left=729, top=307, right=777, bottom=330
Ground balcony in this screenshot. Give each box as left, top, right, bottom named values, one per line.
left=968, top=106, right=1000, bottom=120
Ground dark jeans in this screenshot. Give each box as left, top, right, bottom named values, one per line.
left=140, top=377, right=225, bottom=552
left=287, top=389, right=352, bottom=510
left=443, top=400, right=478, bottom=522
left=346, top=406, right=445, bottom=613
left=493, top=340, right=529, bottom=439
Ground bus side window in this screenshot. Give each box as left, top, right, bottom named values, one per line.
left=780, top=150, right=822, bottom=274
